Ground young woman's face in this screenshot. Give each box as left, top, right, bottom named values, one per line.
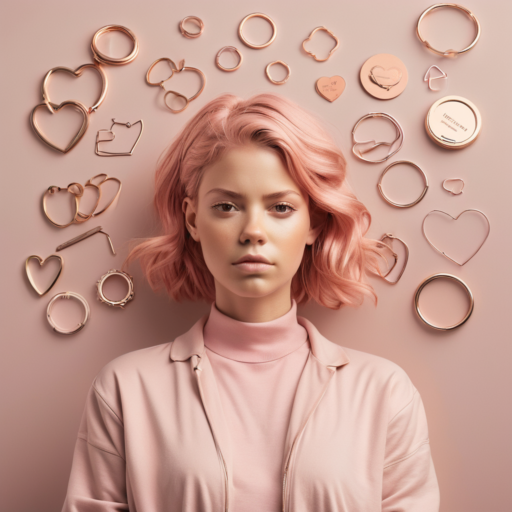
left=183, top=144, right=321, bottom=303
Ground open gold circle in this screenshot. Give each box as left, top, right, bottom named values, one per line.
left=216, top=46, right=243, bottom=72
left=42, top=185, right=82, bottom=228
left=179, top=16, right=204, bottom=38
left=47, top=291, right=90, bottom=335
left=238, top=13, right=277, bottom=49
left=265, top=61, right=290, bottom=85
left=91, top=25, right=139, bottom=66
left=416, top=3, right=481, bottom=58
left=96, top=269, right=134, bottom=308
left=377, top=160, right=429, bottom=208
left=414, top=273, right=474, bottom=330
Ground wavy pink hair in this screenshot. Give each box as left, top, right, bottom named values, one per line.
left=124, top=93, right=387, bottom=309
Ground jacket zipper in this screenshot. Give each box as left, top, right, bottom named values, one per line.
left=282, top=368, right=336, bottom=512
left=193, top=355, right=229, bottom=512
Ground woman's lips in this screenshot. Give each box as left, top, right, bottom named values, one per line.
left=233, top=261, right=273, bottom=272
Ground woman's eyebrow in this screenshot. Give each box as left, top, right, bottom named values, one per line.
left=206, top=188, right=301, bottom=200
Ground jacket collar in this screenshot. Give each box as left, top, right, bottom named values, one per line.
left=169, top=311, right=350, bottom=369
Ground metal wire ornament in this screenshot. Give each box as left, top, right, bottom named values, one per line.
left=352, top=112, right=404, bottom=163
left=146, top=57, right=206, bottom=113
left=377, top=234, right=410, bottom=284
left=377, top=160, right=429, bottom=208
left=265, top=61, right=291, bottom=85
left=47, top=291, right=91, bottom=335
left=238, top=13, right=277, bottom=49
left=96, top=269, right=135, bottom=308
left=416, top=3, right=481, bottom=58
left=25, top=254, right=64, bottom=296
left=414, top=273, right=474, bottom=330
left=91, top=25, right=140, bottom=66
left=424, top=65, right=448, bottom=91
left=96, top=119, right=144, bottom=156
left=56, top=226, right=116, bottom=255
left=179, top=16, right=204, bottom=38
left=302, top=27, right=340, bottom=62
left=215, top=46, right=243, bottom=72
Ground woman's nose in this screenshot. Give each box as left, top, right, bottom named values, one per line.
left=239, top=211, right=268, bottom=245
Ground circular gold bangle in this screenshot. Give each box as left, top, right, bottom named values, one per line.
left=238, top=13, right=277, bottom=49
left=179, top=16, right=204, bottom=38
left=96, top=269, right=134, bottom=308
left=414, top=273, right=474, bottom=330
left=91, top=25, right=139, bottom=66
left=377, top=160, right=429, bottom=208
left=215, top=46, right=243, bottom=72
left=47, top=291, right=90, bottom=335
left=43, top=184, right=83, bottom=228
left=265, top=61, right=290, bottom=85
left=416, top=3, right=481, bottom=58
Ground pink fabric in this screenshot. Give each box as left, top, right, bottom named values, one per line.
left=203, top=299, right=309, bottom=511
left=61, top=310, right=440, bottom=511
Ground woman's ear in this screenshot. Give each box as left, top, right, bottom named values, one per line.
left=306, top=205, right=327, bottom=246
left=182, top=197, right=200, bottom=242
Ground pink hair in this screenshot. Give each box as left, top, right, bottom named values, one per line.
left=124, top=93, right=387, bottom=309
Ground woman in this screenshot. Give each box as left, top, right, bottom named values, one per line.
left=61, top=93, right=440, bottom=511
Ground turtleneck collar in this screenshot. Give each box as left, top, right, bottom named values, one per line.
left=203, top=298, right=309, bottom=363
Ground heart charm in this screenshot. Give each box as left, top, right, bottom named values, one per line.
left=30, top=100, right=90, bottom=153
left=442, top=178, right=464, bottom=195
left=42, top=63, right=108, bottom=114
left=96, top=119, right=144, bottom=156
left=422, top=209, right=490, bottom=266
left=25, top=254, right=64, bottom=296
left=315, top=76, right=345, bottom=102
left=369, top=66, right=402, bottom=91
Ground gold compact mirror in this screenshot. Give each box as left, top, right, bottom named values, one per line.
left=360, top=53, right=408, bottom=100
left=425, top=95, right=481, bottom=149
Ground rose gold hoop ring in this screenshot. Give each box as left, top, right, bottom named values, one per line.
left=215, top=46, right=243, bottom=72
left=265, top=61, right=290, bottom=85
left=416, top=4, right=481, bottom=58
left=96, top=269, right=135, bottom=309
left=91, top=25, right=139, bottom=66
left=414, top=273, right=474, bottom=330
left=377, top=160, right=429, bottom=208
left=47, top=292, right=90, bottom=335
left=238, top=13, right=277, bottom=49
left=43, top=185, right=83, bottom=228
left=179, top=16, right=204, bottom=38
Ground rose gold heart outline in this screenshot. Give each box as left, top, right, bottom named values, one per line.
left=422, top=208, right=490, bottom=266
left=378, top=233, right=410, bottom=284
left=442, top=178, right=464, bottom=195
left=95, top=119, right=144, bottom=156
left=25, top=254, right=64, bottom=296
left=315, top=76, right=345, bottom=102
left=302, top=26, right=340, bottom=62
left=30, top=100, right=90, bottom=153
left=41, top=63, right=108, bottom=114
left=369, top=66, right=402, bottom=91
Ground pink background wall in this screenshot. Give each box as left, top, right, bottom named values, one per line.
left=1, top=1, right=511, bottom=510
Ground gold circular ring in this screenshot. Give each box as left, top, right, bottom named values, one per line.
left=215, top=46, right=243, bottom=72
left=265, top=60, right=290, bottom=85
left=238, top=13, right=277, bottom=49
left=414, top=273, right=474, bottom=330
left=43, top=185, right=83, bottom=228
left=179, top=16, right=204, bottom=38
left=416, top=4, right=481, bottom=58
left=47, top=291, right=90, bottom=335
left=96, top=269, right=135, bottom=308
left=377, top=160, right=429, bottom=208
left=91, top=25, right=139, bottom=66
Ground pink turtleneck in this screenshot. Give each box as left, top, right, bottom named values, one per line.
left=203, top=298, right=310, bottom=512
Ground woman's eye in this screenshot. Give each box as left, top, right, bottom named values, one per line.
left=272, top=203, right=295, bottom=214
left=212, top=202, right=295, bottom=214
left=213, top=203, right=237, bottom=212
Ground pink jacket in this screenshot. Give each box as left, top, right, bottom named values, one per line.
left=62, top=313, right=440, bottom=511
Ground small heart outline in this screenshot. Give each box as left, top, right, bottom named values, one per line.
left=25, top=254, right=64, bottom=296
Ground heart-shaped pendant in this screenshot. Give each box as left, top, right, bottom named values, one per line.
left=42, top=63, right=108, bottom=114
left=30, top=100, right=90, bottom=153
left=25, top=254, right=64, bottom=296
left=369, top=66, right=402, bottom=91
left=442, top=178, right=464, bottom=195
left=315, top=76, right=345, bottom=102
left=422, top=208, right=490, bottom=265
